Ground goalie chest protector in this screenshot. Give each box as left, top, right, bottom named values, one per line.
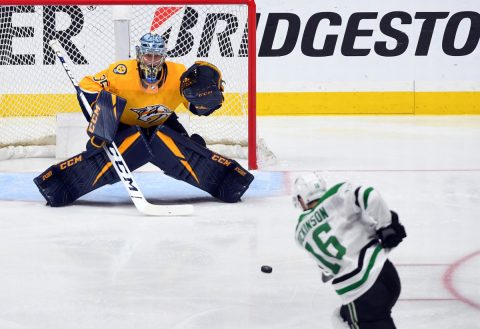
left=79, top=60, right=189, bottom=128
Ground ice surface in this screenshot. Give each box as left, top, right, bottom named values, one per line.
left=0, top=116, right=478, bottom=329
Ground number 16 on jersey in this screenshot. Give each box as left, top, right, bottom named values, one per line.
left=304, top=222, right=346, bottom=274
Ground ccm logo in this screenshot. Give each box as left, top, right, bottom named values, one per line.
left=234, top=167, right=246, bottom=176
left=60, top=155, right=83, bottom=170
left=87, top=106, right=100, bottom=134
left=212, top=154, right=231, bottom=166
left=42, top=170, right=53, bottom=181
left=198, top=90, right=213, bottom=97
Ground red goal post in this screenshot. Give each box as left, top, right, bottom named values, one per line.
left=0, top=0, right=261, bottom=169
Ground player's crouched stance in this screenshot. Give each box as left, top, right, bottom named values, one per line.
left=292, top=173, right=406, bottom=329
left=33, top=33, right=253, bottom=207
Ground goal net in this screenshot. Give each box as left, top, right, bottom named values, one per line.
left=0, top=0, right=272, bottom=169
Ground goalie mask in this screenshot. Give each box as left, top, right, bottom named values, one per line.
left=136, top=33, right=167, bottom=88
left=292, top=172, right=327, bottom=210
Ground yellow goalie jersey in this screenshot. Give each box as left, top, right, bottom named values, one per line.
left=79, top=59, right=189, bottom=128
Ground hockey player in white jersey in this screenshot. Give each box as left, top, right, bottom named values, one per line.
left=292, top=172, right=406, bottom=329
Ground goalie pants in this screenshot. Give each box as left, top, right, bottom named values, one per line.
left=340, top=260, right=401, bottom=329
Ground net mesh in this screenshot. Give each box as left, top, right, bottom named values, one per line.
left=0, top=6, right=114, bottom=147
left=0, top=4, right=251, bottom=158
left=130, top=5, right=248, bottom=146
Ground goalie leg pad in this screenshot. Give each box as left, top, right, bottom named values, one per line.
left=149, top=125, right=254, bottom=203
left=34, top=126, right=153, bottom=207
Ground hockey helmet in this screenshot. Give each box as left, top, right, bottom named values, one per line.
left=292, top=172, right=327, bottom=210
left=136, top=33, right=167, bottom=85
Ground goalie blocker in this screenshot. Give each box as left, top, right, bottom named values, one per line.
left=85, top=90, right=126, bottom=147
left=34, top=125, right=254, bottom=206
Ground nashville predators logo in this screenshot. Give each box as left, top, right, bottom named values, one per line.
left=113, top=64, right=127, bottom=75
left=131, top=104, right=172, bottom=124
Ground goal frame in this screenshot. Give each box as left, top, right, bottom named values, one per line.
left=0, top=0, right=258, bottom=169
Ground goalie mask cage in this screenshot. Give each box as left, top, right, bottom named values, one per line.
left=0, top=0, right=264, bottom=170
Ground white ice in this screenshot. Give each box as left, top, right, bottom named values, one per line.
left=0, top=116, right=479, bottom=329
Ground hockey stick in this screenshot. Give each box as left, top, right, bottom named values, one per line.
left=49, top=39, right=193, bottom=216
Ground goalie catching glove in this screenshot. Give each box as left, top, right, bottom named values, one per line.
left=180, top=61, right=224, bottom=116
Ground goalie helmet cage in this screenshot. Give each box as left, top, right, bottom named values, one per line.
left=0, top=0, right=261, bottom=170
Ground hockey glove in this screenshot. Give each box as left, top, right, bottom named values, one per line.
left=376, top=211, right=407, bottom=248
left=180, top=61, right=224, bottom=116
left=87, top=90, right=126, bottom=148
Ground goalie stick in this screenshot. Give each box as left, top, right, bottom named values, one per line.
left=49, top=39, right=193, bottom=216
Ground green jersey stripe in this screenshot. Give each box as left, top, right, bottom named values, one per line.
left=332, top=240, right=377, bottom=284
left=316, top=182, right=345, bottom=205
left=363, top=187, right=374, bottom=209
left=335, top=244, right=383, bottom=295
left=348, top=303, right=359, bottom=328
left=296, top=182, right=345, bottom=230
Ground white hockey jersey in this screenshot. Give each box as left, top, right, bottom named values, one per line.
left=295, top=182, right=393, bottom=304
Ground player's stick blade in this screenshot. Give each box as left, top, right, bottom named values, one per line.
left=140, top=203, right=194, bottom=216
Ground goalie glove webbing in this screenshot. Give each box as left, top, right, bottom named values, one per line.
left=180, top=61, right=224, bottom=116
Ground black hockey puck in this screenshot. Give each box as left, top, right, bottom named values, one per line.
left=261, top=265, right=272, bottom=273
